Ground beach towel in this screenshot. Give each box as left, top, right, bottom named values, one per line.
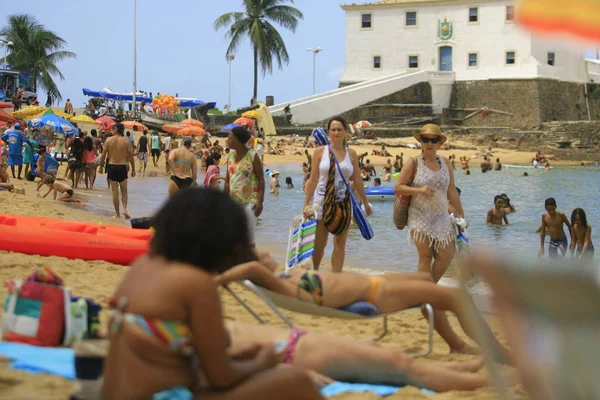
left=321, top=382, right=436, bottom=397
left=286, top=213, right=317, bottom=271
left=0, top=342, right=75, bottom=379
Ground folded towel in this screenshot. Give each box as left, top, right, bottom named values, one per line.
left=322, top=382, right=436, bottom=397
left=0, top=342, right=75, bottom=380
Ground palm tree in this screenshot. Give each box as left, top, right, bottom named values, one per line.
left=214, top=0, right=303, bottom=102
left=1, top=14, right=76, bottom=102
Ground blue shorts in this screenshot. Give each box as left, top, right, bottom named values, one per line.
left=576, top=245, right=594, bottom=259
left=8, top=154, right=23, bottom=166
left=548, top=237, right=568, bottom=259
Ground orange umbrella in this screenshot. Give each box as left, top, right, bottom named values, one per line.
left=176, top=126, right=206, bottom=136
left=518, top=0, right=600, bottom=42
left=122, top=120, right=149, bottom=131
left=234, top=117, right=255, bottom=127
left=179, top=119, right=204, bottom=128
left=95, top=116, right=116, bottom=129
left=162, top=124, right=184, bottom=134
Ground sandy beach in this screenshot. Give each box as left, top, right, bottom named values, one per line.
left=0, top=139, right=548, bottom=399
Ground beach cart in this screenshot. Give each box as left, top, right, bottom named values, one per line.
left=286, top=211, right=317, bottom=272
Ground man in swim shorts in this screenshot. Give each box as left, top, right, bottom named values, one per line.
left=99, top=123, right=135, bottom=219
left=538, top=197, right=573, bottom=259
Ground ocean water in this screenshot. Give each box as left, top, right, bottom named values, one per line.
left=75, top=163, right=599, bottom=290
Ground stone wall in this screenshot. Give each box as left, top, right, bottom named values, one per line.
left=449, top=79, right=600, bottom=129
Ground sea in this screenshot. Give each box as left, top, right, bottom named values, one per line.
left=76, top=163, right=600, bottom=293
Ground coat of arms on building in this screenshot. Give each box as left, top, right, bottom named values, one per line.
left=438, top=17, right=453, bottom=40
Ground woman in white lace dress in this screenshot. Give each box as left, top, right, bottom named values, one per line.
left=394, top=124, right=463, bottom=282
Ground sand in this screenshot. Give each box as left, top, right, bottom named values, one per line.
left=0, top=138, right=537, bottom=399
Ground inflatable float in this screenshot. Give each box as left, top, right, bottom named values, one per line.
left=0, top=214, right=153, bottom=241
left=505, top=165, right=552, bottom=170
left=365, top=186, right=395, bottom=201
left=0, top=224, right=148, bottom=265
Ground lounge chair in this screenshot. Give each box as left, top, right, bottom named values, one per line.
left=223, top=280, right=435, bottom=358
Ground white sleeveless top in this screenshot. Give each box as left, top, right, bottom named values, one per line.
left=312, top=146, right=353, bottom=218
left=407, top=156, right=454, bottom=250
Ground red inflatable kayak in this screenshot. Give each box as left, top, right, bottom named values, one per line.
left=0, top=214, right=153, bottom=241
left=0, top=224, right=148, bottom=265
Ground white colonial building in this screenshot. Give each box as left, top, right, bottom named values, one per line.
left=340, top=0, right=589, bottom=84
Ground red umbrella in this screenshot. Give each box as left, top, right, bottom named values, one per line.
left=234, top=117, right=255, bottom=127
left=122, top=120, right=149, bottom=131
left=95, top=116, right=116, bottom=129
left=0, top=102, right=14, bottom=109
left=0, top=108, right=16, bottom=123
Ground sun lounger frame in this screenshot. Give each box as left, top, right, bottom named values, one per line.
left=224, top=280, right=434, bottom=358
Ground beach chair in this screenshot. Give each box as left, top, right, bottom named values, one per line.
left=460, top=258, right=600, bottom=400
left=286, top=212, right=317, bottom=271
left=224, top=280, right=435, bottom=358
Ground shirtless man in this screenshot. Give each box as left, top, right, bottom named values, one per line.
left=486, top=195, right=509, bottom=225
left=363, top=159, right=376, bottom=176
left=167, top=138, right=197, bottom=197
left=99, top=123, right=135, bottom=219
left=538, top=197, right=574, bottom=259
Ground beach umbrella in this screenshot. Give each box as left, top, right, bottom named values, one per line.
left=69, top=114, right=96, bottom=124
left=0, top=101, right=14, bottom=109
left=176, top=126, right=206, bottom=136
left=234, top=117, right=255, bottom=127
left=0, top=108, right=16, bottom=123
left=122, top=120, right=149, bottom=131
left=353, top=121, right=372, bottom=129
left=162, top=124, right=184, bottom=134
left=11, top=106, right=46, bottom=119
left=179, top=119, right=204, bottom=128
left=95, top=116, right=116, bottom=129
left=29, top=109, right=77, bottom=136
left=241, top=110, right=262, bottom=119
left=30, top=108, right=73, bottom=120
left=517, top=0, right=600, bottom=42
left=220, top=123, right=240, bottom=132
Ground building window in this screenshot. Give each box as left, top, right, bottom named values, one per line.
left=373, top=56, right=382, bottom=69
left=548, top=52, right=555, bottom=66
left=506, top=51, right=516, bottom=65
left=406, top=11, right=417, bottom=26
left=361, top=13, right=372, bottom=29
left=408, top=55, right=419, bottom=69
left=469, top=7, right=479, bottom=23
left=468, top=52, right=478, bottom=67
left=506, top=5, right=515, bottom=21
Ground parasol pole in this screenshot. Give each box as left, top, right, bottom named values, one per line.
left=132, top=0, right=137, bottom=119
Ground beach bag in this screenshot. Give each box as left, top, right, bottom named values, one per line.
left=286, top=212, right=317, bottom=271
left=393, top=157, right=417, bottom=230
left=2, top=269, right=70, bottom=347
left=322, top=150, right=352, bottom=235
left=329, top=146, right=375, bottom=241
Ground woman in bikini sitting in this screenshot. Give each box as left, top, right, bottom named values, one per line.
left=226, top=320, right=506, bottom=392
left=167, top=138, right=198, bottom=197
left=103, top=188, right=323, bottom=400
left=215, top=254, right=510, bottom=359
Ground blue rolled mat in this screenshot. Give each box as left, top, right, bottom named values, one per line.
left=322, top=382, right=436, bottom=397
left=0, top=342, right=75, bottom=380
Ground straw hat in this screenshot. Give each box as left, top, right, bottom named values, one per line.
left=271, top=169, right=280, bottom=176
left=414, top=124, right=447, bottom=145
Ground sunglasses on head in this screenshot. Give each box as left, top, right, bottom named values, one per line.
left=420, top=136, right=441, bottom=144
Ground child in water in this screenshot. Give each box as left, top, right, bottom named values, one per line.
left=538, top=197, right=573, bottom=259
left=269, top=170, right=280, bottom=196
left=285, top=177, right=294, bottom=189
left=40, top=175, right=80, bottom=202
left=571, top=208, right=594, bottom=259
left=487, top=195, right=509, bottom=225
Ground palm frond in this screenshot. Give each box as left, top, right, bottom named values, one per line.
left=263, top=5, right=303, bottom=31
left=213, top=12, right=244, bottom=31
